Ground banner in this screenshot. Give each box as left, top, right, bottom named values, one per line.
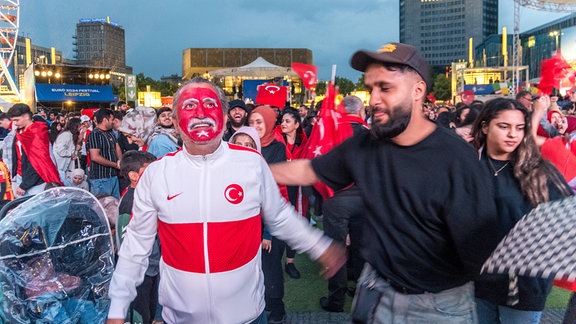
left=35, top=84, right=114, bottom=102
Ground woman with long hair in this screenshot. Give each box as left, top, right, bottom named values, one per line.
left=471, top=97, right=572, bottom=323
left=48, top=120, right=63, bottom=144
left=53, top=117, right=83, bottom=184
left=276, top=107, right=308, bottom=279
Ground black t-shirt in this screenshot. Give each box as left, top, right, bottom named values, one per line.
left=119, top=187, right=135, bottom=215
left=311, top=126, right=501, bottom=293
left=261, top=140, right=286, bottom=164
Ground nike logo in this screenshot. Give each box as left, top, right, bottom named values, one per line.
left=167, top=193, right=183, bottom=200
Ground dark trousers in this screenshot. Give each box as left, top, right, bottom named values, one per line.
left=323, top=191, right=365, bottom=308
left=262, top=236, right=286, bottom=317
left=563, top=293, right=576, bottom=324
left=130, top=274, right=159, bottom=324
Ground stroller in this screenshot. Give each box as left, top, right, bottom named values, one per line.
left=0, top=187, right=115, bottom=323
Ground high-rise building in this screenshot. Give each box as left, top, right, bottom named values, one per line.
left=400, top=0, right=498, bottom=69
left=73, top=17, right=132, bottom=76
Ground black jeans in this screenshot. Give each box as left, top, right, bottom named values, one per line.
left=262, top=236, right=286, bottom=317
left=323, top=190, right=365, bottom=308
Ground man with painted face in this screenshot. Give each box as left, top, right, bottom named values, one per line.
left=270, top=43, right=503, bottom=322
left=107, top=77, right=346, bottom=324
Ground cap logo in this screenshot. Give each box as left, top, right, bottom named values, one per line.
left=377, top=44, right=397, bottom=53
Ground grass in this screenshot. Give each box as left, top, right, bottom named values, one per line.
left=547, top=287, right=572, bottom=308
left=283, top=218, right=355, bottom=313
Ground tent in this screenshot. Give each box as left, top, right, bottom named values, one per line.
left=209, top=57, right=297, bottom=78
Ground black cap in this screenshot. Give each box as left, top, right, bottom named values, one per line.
left=228, top=99, right=247, bottom=112
left=351, top=43, right=431, bottom=88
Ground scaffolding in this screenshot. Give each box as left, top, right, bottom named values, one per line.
left=511, top=0, right=576, bottom=96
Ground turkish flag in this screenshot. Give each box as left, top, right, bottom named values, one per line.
left=426, top=92, right=436, bottom=103
left=292, top=62, right=318, bottom=92
left=301, top=83, right=353, bottom=199
left=539, top=50, right=576, bottom=95
left=255, top=83, right=287, bottom=108
left=460, top=90, right=475, bottom=105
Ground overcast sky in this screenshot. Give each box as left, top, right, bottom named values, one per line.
left=19, top=0, right=568, bottom=82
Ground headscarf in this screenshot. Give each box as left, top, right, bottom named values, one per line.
left=251, top=105, right=277, bottom=147
left=70, top=168, right=85, bottom=179
left=230, top=126, right=261, bottom=152
left=118, top=106, right=157, bottom=144
left=547, top=108, right=563, bottom=123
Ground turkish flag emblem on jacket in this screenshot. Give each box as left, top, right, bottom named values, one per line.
left=292, top=63, right=318, bottom=92
left=255, top=83, right=287, bottom=108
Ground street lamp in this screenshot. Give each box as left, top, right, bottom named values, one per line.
left=549, top=31, right=560, bottom=52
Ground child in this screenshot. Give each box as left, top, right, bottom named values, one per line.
left=67, top=168, right=89, bottom=191
left=229, top=126, right=261, bottom=152
left=118, top=150, right=159, bottom=324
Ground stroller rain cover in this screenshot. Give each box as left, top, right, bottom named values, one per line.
left=0, top=187, right=115, bottom=323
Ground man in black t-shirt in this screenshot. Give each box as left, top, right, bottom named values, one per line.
left=271, top=43, right=502, bottom=322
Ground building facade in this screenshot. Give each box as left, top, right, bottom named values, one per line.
left=400, top=0, right=498, bottom=69
left=12, top=37, right=63, bottom=93
left=182, top=48, right=313, bottom=79
left=475, top=12, right=576, bottom=80
left=74, top=18, right=132, bottom=77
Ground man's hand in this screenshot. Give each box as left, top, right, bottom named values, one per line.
left=106, top=319, right=124, bottom=324
left=533, top=95, right=550, bottom=116
left=317, top=241, right=347, bottom=279
left=261, top=239, right=272, bottom=253
left=15, top=186, right=25, bottom=197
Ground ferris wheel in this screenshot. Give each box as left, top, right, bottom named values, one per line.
left=0, top=0, right=19, bottom=99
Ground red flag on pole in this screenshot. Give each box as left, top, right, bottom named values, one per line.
left=291, top=62, right=318, bottom=92
left=301, top=83, right=353, bottom=199
left=255, top=83, right=287, bottom=108
left=538, top=50, right=576, bottom=95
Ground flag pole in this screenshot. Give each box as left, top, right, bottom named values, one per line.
left=331, top=65, right=337, bottom=84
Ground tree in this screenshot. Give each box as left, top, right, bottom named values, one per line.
left=334, top=76, right=355, bottom=96
left=355, top=74, right=365, bottom=91
left=315, top=81, right=327, bottom=95
left=134, top=73, right=180, bottom=97
left=432, top=74, right=451, bottom=101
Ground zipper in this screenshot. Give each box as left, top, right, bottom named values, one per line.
left=201, top=154, right=213, bottom=322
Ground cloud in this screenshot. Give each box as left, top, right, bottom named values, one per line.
left=18, top=0, right=568, bottom=83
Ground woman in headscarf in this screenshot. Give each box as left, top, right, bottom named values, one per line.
left=248, top=105, right=289, bottom=324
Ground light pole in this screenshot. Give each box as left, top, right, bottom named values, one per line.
left=549, top=31, right=560, bottom=53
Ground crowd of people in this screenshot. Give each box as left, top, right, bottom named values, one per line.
left=0, top=42, right=575, bottom=324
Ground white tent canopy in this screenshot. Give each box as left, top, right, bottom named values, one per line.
left=209, top=57, right=297, bottom=78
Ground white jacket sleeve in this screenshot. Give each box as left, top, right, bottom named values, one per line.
left=107, top=168, right=158, bottom=319
left=259, top=158, right=332, bottom=260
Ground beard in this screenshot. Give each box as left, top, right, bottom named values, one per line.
left=230, top=117, right=246, bottom=128
left=370, top=104, right=412, bottom=140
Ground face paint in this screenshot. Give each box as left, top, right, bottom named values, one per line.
left=176, top=85, right=224, bottom=142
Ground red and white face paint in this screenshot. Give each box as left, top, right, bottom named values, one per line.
left=176, top=85, right=224, bottom=142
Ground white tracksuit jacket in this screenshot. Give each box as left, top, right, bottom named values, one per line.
left=108, top=142, right=331, bottom=323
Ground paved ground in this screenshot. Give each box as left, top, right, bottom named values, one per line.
left=285, top=308, right=567, bottom=323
